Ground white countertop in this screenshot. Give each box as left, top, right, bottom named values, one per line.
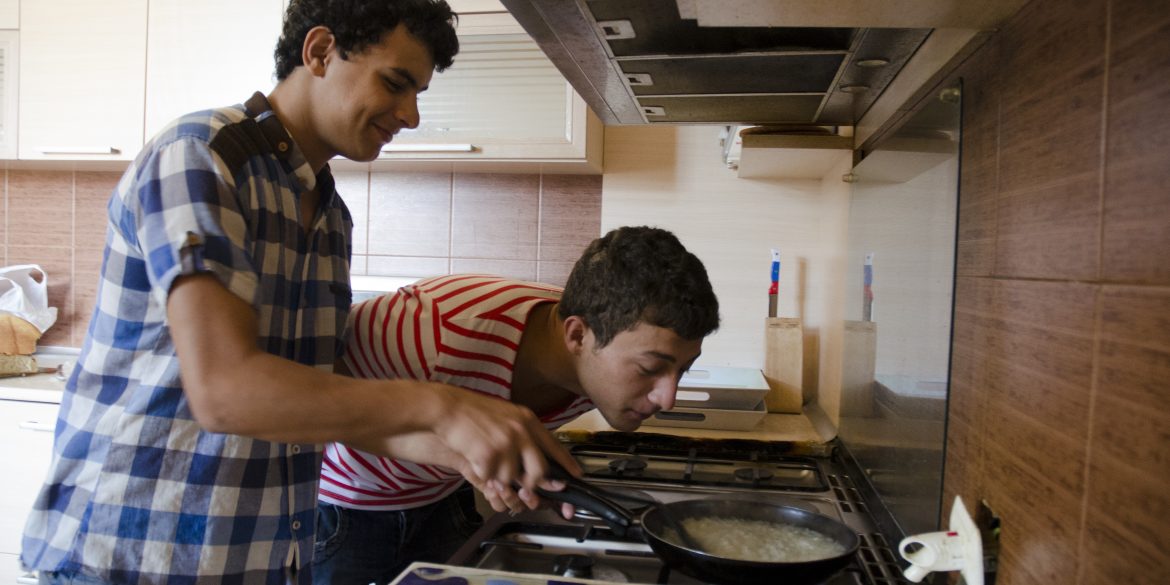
left=0, top=347, right=77, bottom=404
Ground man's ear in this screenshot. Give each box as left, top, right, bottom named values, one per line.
left=562, top=315, right=589, bottom=354
left=302, top=25, right=335, bottom=77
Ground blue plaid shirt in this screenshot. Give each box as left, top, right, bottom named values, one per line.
left=21, top=93, right=353, bottom=585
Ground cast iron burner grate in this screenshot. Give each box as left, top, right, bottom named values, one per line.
left=570, top=443, right=828, bottom=492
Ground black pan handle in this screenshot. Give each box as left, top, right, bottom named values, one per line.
left=536, top=460, right=637, bottom=537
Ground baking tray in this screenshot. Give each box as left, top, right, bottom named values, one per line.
left=641, top=399, right=767, bottom=431
left=676, top=366, right=770, bottom=410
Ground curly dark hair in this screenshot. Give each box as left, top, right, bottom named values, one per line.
left=274, top=0, right=459, bottom=81
left=559, top=226, right=720, bottom=348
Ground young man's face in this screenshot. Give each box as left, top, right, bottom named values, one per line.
left=316, top=23, right=435, bottom=162
left=576, top=322, right=703, bottom=432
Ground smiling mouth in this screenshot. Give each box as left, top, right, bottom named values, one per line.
left=373, top=124, right=396, bottom=143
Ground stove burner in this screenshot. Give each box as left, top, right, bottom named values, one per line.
left=734, top=467, right=775, bottom=481
left=553, top=554, right=593, bottom=578
left=607, top=456, right=648, bottom=473
left=551, top=554, right=632, bottom=582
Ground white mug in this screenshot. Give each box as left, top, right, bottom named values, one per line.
left=898, top=530, right=967, bottom=582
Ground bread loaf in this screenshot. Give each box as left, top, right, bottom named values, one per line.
left=0, top=313, right=42, bottom=355
left=0, top=354, right=37, bottom=375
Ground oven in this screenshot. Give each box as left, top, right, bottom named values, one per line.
left=442, top=434, right=911, bottom=585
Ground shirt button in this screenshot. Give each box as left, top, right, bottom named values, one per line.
left=292, top=520, right=301, bottom=531
left=278, top=141, right=289, bottom=152
left=291, top=445, right=301, bottom=454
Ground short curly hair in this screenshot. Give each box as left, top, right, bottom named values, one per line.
left=274, top=0, right=459, bottom=81
left=559, top=226, right=720, bottom=348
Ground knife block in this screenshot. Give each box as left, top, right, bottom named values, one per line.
left=841, top=320, right=877, bottom=417
left=763, top=317, right=803, bottom=413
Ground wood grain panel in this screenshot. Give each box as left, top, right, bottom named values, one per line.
left=451, top=173, right=539, bottom=261
left=955, top=37, right=1000, bottom=278
left=536, top=261, right=575, bottom=287
left=1102, top=0, right=1170, bottom=284
left=1080, top=504, right=1170, bottom=585
left=983, top=439, right=1083, bottom=585
left=365, top=255, right=448, bottom=279
left=368, top=171, right=451, bottom=257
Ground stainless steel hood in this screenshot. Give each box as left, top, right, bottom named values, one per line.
left=497, top=0, right=1024, bottom=127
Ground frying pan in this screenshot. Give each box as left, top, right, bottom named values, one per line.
left=538, top=471, right=860, bottom=585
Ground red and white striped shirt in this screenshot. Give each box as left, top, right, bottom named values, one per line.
left=320, top=275, right=595, bottom=510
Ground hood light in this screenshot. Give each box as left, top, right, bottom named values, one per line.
left=840, top=85, right=870, bottom=94
left=855, top=58, right=890, bottom=68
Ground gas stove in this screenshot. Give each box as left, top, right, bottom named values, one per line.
left=447, top=436, right=911, bottom=584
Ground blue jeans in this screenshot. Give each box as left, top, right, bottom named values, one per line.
left=312, top=484, right=484, bottom=585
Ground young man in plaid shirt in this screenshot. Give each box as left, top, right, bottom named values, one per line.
left=21, top=2, right=576, bottom=584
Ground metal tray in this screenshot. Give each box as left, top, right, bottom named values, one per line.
left=675, top=366, right=770, bottom=410
left=641, top=399, right=767, bottom=431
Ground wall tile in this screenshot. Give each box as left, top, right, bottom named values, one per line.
left=994, top=177, right=1100, bottom=280
left=997, top=0, right=1107, bottom=109
left=450, top=258, right=536, bottom=281
left=8, top=170, right=73, bottom=249
left=538, top=174, right=602, bottom=263
left=536, top=260, right=575, bottom=287
left=74, top=172, right=119, bottom=251
left=1102, top=1, right=1170, bottom=284
left=451, top=173, right=539, bottom=260
left=72, top=248, right=104, bottom=347
left=982, top=440, right=1083, bottom=584
left=335, top=171, right=370, bottom=256
left=368, top=171, right=451, bottom=257
left=955, top=40, right=1001, bottom=278
left=1080, top=504, right=1170, bottom=585
left=366, top=255, right=448, bottom=278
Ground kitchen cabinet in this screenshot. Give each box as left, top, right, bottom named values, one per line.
left=0, top=0, right=16, bottom=29
left=18, top=0, right=147, bottom=161
left=369, top=8, right=603, bottom=173
left=144, top=0, right=285, bottom=141
left=0, top=398, right=58, bottom=585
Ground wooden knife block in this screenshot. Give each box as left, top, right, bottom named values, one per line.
left=763, top=317, right=803, bottom=413
left=841, top=320, right=877, bottom=417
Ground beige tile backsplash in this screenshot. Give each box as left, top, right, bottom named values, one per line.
left=0, top=168, right=601, bottom=349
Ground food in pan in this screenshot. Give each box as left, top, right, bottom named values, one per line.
left=664, top=516, right=847, bottom=562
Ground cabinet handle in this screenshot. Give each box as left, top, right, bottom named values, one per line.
left=19, top=420, right=54, bottom=432
left=380, top=144, right=476, bottom=153
left=37, top=146, right=122, bottom=155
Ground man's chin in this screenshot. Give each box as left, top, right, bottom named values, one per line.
left=602, top=412, right=646, bottom=432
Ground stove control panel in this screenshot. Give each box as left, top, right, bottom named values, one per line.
left=391, top=562, right=649, bottom=585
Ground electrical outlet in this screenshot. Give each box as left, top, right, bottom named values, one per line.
left=975, top=500, right=1000, bottom=585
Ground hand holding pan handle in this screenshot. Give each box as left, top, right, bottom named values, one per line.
left=536, top=459, right=637, bottom=537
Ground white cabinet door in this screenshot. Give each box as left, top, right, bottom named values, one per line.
left=144, top=0, right=285, bottom=141
left=0, top=400, right=58, bottom=559
left=18, top=0, right=147, bottom=160
left=0, top=0, right=16, bottom=29
left=373, top=13, right=602, bottom=172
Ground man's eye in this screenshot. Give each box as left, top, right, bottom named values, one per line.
left=638, top=366, right=661, bottom=376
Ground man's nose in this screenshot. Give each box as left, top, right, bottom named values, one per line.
left=398, top=96, right=421, bottom=129
left=649, top=378, right=678, bottom=412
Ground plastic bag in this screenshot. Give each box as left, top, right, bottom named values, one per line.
left=0, top=264, right=58, bottom=333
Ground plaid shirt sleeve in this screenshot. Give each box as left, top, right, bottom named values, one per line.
left=119, top=135, right=260, bottom=309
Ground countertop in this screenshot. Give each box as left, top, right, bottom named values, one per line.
left=556, top=408, right=837, bottom=449
left=0, top=347, right=77, bottom=404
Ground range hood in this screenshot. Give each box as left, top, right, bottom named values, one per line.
left=497, top=0, right=1025, bottom=127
